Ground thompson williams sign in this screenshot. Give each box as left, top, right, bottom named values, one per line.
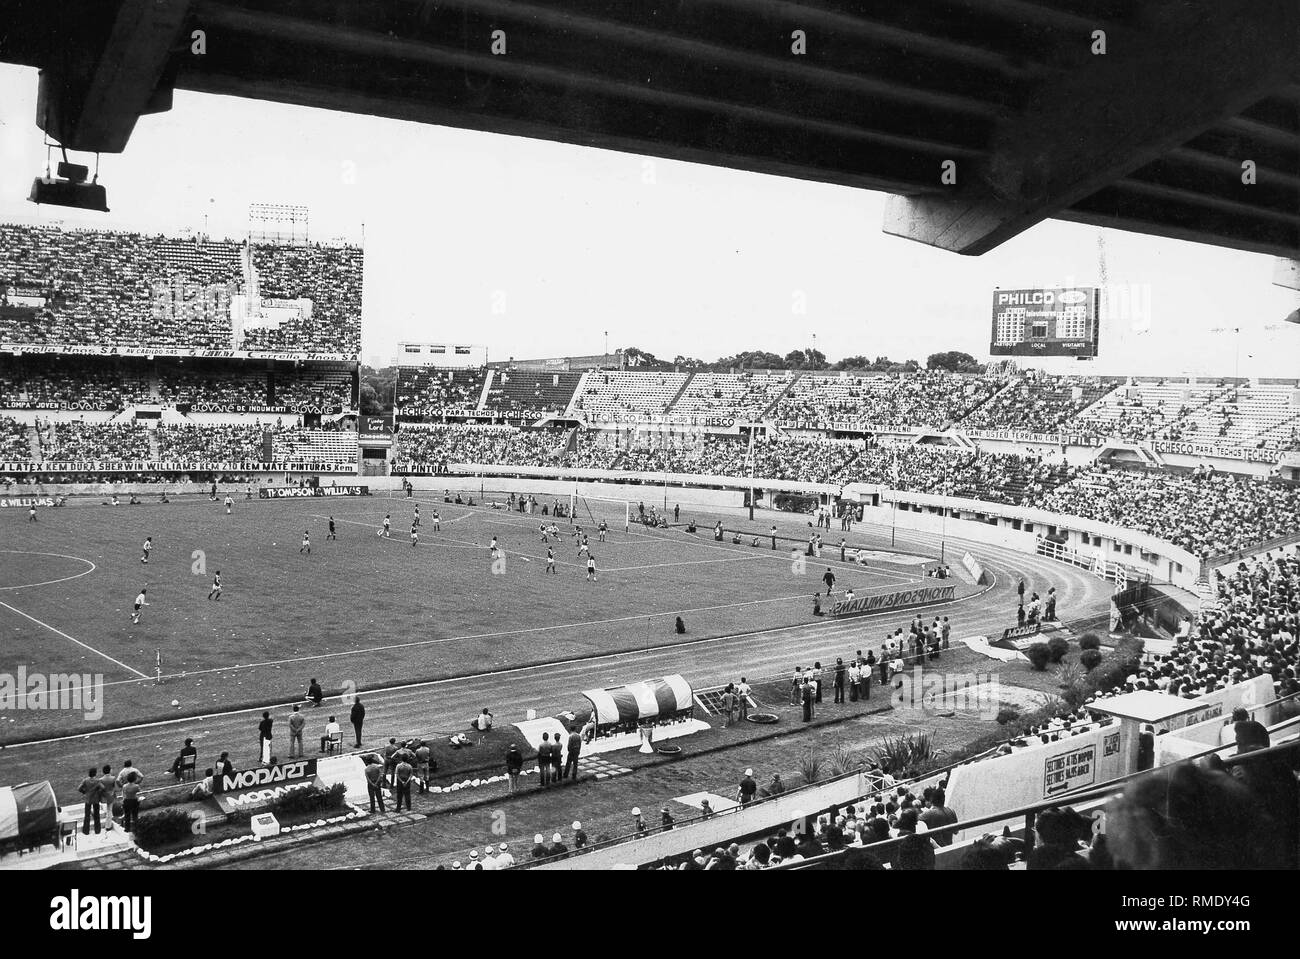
left=830, top=584, right=955, bottom=618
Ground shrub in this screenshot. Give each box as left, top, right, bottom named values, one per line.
left=797, top=749, right=824, bottom=785
left=996, top=706, right=1020, bottom=725
left=1025, top=642, right=1051, bottom=671
left=1056, top=662, right=1084, bottom=690
left=269, top=781, right=347, bottom=818
left=872, top=733, right=936, bottom=776
left=1047, top=636, right=1070, bottom=663
left=132, top=808, right=196, bottom=848
left=827, top=744, right=858, bottom=777
left=1079, top=633, right=1102, bottom=651
left=1080, top=649, right=1103, bottom=671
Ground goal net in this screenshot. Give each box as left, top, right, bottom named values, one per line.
left=570, top=492, right=632, bottom=532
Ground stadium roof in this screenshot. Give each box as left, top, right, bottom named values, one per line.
left=4, top=0, right=1298, bottom=258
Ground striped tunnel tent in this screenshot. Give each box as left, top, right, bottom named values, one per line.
left=0, top=780, right=60, bottom=856
left=581, top=675, right=694, bottom=738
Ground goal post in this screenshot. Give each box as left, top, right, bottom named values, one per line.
left=571, top=490, right=632, bottom=532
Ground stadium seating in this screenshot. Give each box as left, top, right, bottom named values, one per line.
left=272, top=428, right=358, bottom=463
left=396, top=366, right=488, bottom=417
left=1041, top=466, right=1300, bottom=558
left=157, top=367, right=268, bottom=409
left=572, top=371, right=690, bottom=419
left=482, top=370, right=583, bottom=419
left=0, top=356, right=151, bottom=410
left=273, top=369, right=354, bottom=412
left=393, top=424, right=574, bottom=471
left=156, top=424, right=266, bottom=462
left=0, top=416, right=30, bottom=459
left=774, top=371, right=1001, bottom=430
left=0, top=225, right=361, bottom=356
left=1071, top=380, right=1229, bottom=442
left=668, top=371, right=793, bottom=422
left=1159, top=384, right=1300, bottom=449
left=960, top=374, right=1117, bottom=434
left=36, top=421, right=151, bottom=461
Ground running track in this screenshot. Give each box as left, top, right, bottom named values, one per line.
left=0, top=516, right=1112, bottom=805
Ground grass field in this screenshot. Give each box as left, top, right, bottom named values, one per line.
left=0, top=489, right=942, bottom=741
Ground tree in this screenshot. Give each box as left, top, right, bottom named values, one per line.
left=926, top=351, right=984, bottom=373
left=783, top=348, right=828, bottom=370
left=622, top=347, right=660, bottom=368
left=359, top=365, right=396, bottom=413
left=359, top=383, right=383, bottom=415
left=833, top=355, right=871, bottom=370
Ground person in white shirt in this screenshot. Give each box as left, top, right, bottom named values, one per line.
left=480, top=845, right=499, bottom=870
left=472, top=708, right=493, bottom=732
left=131, top=588, right=149, bottom=625
left=495, top=842, right=515, bottom=868
left=320, top=716, right=341, bottom=752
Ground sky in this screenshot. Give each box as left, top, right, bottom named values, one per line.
left=1, top=62, right=1296, bottom=376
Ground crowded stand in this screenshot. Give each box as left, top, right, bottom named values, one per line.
left=35, top=421, right=151, bottom=461
left=395, top=366, right=487, bottom=418
left=0, top=224, right=361, bottom=356
left=618, top=437, right=860, bottom=484
left=0, top=356, right=151, bottom=410
left=961, top=374, right=1115, bottom=434
left=482, top=369, right=583, bottom=420
left=393, top=424, right=572, bottom=472
left=156, top=424, right=266, bottom=462
left=1041, top=466, right=1300, bottom=559
left=0, top=416, right=30, bottom=459
left=156, top=367, right=269, bottom=409
left=838, top=443, right=1075, bottom=505
left=774, top=371, right=1001, bottom=430
left=272, top=369, right=354, bottom=413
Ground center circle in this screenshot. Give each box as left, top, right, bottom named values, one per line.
left=0, top=551, right=97, bottom=590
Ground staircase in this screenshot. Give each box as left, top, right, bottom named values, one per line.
left=565, top=370, right=593, bottom=417
left=663, top=372, right=696, bottom=414
left=477, top=369, right=495, bottom=411
left=27, top=423, right=42, bottom=460
left=147, top=429, right=161, bottom=460
left=951, top=377, right=1019, bottom=428
left=761, top=372, right=803, bottom=419
left=1242, top=409, right=1300, bottom=449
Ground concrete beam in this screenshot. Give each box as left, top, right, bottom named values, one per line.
left=884, top=0, right=1300, bottom=255
left=37, top=0, right=189, bottom=153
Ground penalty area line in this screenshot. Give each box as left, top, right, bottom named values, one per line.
left=0, top=598, right=150, bottom=679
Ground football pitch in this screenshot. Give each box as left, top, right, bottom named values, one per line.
left=0, top=490, right=941, bottom=741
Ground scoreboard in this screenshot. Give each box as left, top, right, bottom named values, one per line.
left=990, top=287, right=1100, bottom=357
